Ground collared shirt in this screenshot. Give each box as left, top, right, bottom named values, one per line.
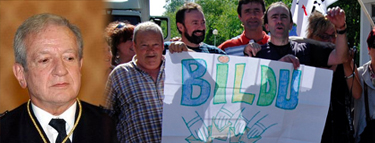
left=32, top=101, right=76, bottom=143
left=105, top=56, right=165, bottom=143
left=218, top=31, right=269, bottom=56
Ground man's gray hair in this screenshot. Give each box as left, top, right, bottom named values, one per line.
left=133, top=21, right=164, bottom=44
left=13, top=13, right=83, bottom=70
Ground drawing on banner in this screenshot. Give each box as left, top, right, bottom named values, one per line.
left=182, top=108, right=277, bottom=143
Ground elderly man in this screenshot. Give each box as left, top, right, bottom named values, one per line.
left=105, top=21, right=165, bottom=142
left=0, top=13, right=117, bottom=143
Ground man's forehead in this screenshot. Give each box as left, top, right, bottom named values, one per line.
left=25, top=26, right=77, bottom=52
left=268, top=6, right=289, bottom=15
left=184, top=10, right=204, bottom=20
left=242, top=2, right=262, bottom=9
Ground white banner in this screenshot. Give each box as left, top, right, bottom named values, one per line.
left=162, top=52, right=332, bottom=143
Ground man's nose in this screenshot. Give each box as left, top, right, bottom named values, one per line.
left=52, top=59, right=68, bottom=76
left=198, top=22, right=205, bottom=30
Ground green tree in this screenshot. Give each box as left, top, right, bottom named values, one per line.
left=164, top=0, right=185, bottom=40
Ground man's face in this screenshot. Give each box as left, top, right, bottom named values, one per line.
left=265, top=6, right=293, bottom=39
left=239, top=2, right=264, bottom=30
left=181, top=10, right=206, bottom=44
left=134, top=30, right=164, bottom=70
left=15, top=24, right=82, bottom=108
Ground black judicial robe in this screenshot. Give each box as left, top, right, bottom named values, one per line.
left=0, top=101, right=118, bottom=143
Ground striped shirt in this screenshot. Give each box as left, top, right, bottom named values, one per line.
left=105, top=56, right=165, bottom=143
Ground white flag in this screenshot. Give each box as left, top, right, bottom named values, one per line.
left=291, top=0, right=338, bottom=38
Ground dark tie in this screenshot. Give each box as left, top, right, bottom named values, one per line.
left=49, top=119, right=71, bottom=143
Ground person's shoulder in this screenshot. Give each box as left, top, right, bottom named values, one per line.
left=218, top=37, right=242, bottom=49
left=290, top=40, right=306, bottom=46
left=80, top=101, right=107, bottom=114
left=289, top=40, right=309, bottom=49
left=0, top=103, right=27, bottom=120
left=358, top=61, right=371, bottom=73
left=111, top=62, right=135, bottom=73
left=202, top=43, right=226, bottom=54
left=79, top=101, right=114, bottom=121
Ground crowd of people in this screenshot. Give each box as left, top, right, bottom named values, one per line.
left=1, top=0, right=375, bottom=143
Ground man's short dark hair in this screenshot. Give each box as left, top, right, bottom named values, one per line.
left=263, top=2, right=293, bottom=25
left=237, top=0, right=266, bottom=17
left=175, top=2, right=203, bottom=34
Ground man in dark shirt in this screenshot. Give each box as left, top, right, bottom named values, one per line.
left=244, top=2, right=348, bottom=69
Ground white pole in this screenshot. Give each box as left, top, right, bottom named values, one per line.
left=358, top=0, right=375, bottom=28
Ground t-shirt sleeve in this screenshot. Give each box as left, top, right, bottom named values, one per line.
left=309, top=44, right=334, bottom=67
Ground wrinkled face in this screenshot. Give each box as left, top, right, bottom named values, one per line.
left=117, top=38, right=135, bottom=62
left=181, top=10, right=206, bottom=44
left=134, top=30, right=164, bottom=70
left=239, top=2, right=264, bottom=30
left=312, top=26, right=336, bottom=44
left=265, top=6, right=293, bottom=39
left=15, top=25, right=82, bottom=107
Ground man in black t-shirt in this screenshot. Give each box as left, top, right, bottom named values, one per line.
left=244, top=2, right=348, bottom=69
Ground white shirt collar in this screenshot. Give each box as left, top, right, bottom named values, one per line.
left=32, top=101, right=77, bottom=142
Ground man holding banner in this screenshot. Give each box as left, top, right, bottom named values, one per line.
left=218, top=0, right=269, bottom=56
left=105, top=22, right=165, bottom=142
left=244, top=2, right=348, bottom=69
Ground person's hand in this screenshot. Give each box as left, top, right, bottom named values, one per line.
left=244, top=42, right=262, bottom=57
left=326, top=6, right=346, bottom=30
left=169, top=41, right=188, bottom=53
left=169, top=36, right=181, bottom=42
left=279, top=54, right=300, bottom=69
left=345, top=48, right=356, bottom=63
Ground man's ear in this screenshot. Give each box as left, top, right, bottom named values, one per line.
left=177, top=22, right=184, bottom=32
left=13, top=63, right=27, bottom=88
left=265, top=23, right=269, bottom=32
left=79, top=58, right=83, bottom=70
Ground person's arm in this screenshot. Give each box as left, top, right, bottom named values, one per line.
left=343, top=50, right=362, bottom=99
left=243, top=42, right=262, bottom=57
left=326, top=7, right=348, bottom=66
left=168, top=41, right=194, bottom=53
left=289, top=36, right=335, bottom=48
